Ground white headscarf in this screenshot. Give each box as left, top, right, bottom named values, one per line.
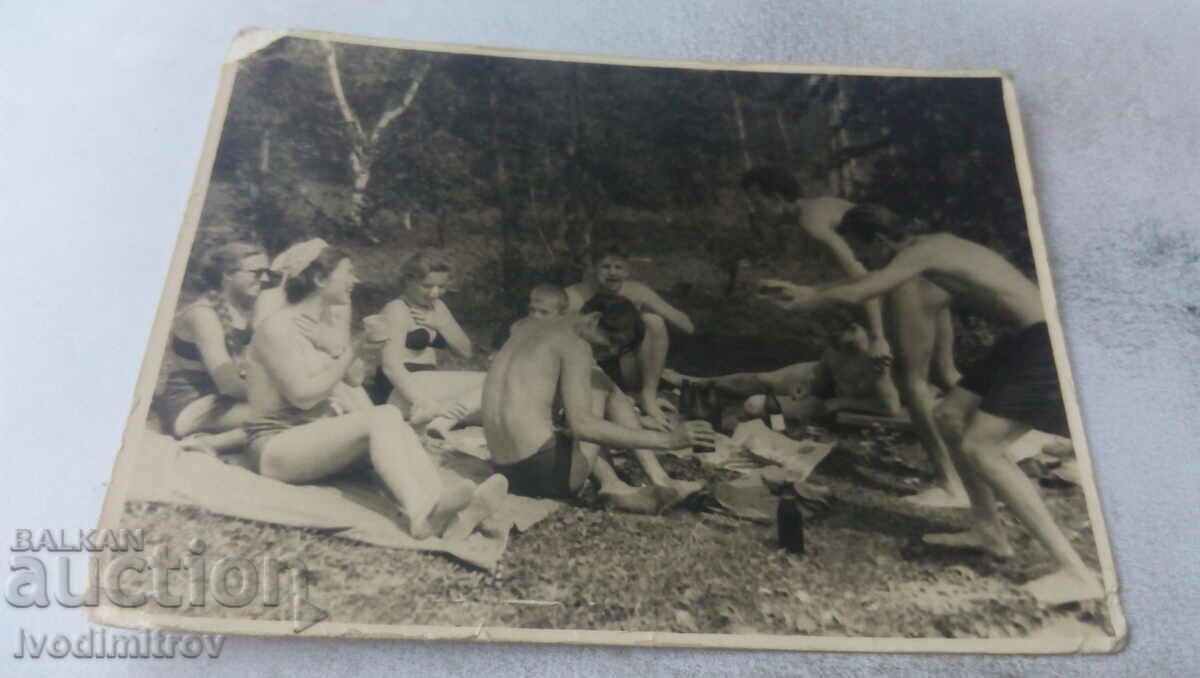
left=270, top=238, right=329, bottom=280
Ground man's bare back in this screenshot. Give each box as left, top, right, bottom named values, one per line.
left=897, top=235, right=1044, bottom=328
left=482, top=316, right=568, bottom=466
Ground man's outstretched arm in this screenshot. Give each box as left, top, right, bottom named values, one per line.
left=760, top=245, right=931, bottom=311
left=812, top=232, right=891, bottom=362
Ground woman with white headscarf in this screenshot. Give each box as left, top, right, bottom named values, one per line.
left=245, top=240, right=506, bottom=540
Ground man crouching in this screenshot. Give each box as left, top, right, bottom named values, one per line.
left=483, top=293, right=712, bottom=513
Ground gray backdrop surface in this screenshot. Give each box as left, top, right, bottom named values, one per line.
left=1, top=1, right=1196, bottom=675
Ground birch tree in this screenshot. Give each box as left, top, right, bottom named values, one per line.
left=321, top=40, right=433, bottom=229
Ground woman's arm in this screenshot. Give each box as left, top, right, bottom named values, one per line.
left=256, top=318, right=354, bottom=410
left=431, top=300, right=473, bottom=358
left=379, top=301, right=429, bottom=407
left=187, top=306, right=248, bottom=399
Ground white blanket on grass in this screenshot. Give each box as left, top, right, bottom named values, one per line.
left=124, top=430, right=559, bottom=571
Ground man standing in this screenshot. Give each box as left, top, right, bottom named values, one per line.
left=742, top=167, right=968, bottom=508
left=758, top=223, right=1103, bottom=605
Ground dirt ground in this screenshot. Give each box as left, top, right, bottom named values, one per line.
left=116, top=421, right=1112, bottom=640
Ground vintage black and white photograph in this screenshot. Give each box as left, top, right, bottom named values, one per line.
left=94, top=30, right=1123, bottom=651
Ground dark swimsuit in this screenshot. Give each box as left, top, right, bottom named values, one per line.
left=156, top=323, right=253, bottom=437
left=366, top=327, right=448, bottom=404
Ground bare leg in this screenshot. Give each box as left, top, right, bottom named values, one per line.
left=887, top=286, right=968, bottom=508
left=624, top=313, right=671, bottom=430
left=959, top=410, right=1102, bottom=604
left=931, top=308, right=963, bottom=390
left=605, top=388, right=702, bottom=497
left=923, top=389, right=1012, bottom=557
left=257, top=405, right=466, bottom=539
left=667, top=361, right=818, bottom=398
left=579, top=373, right=687, bottom=513
left=406, top=371, right=486, bottom=436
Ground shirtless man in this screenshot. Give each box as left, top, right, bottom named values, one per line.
left=742, top=167, right=967, bottom=508
left=758, top=229, right=1103, bottom=605
left=665, top=310, right=902, bottom=425
left=483, top=293, right=713, bottom=512
left=565, top=244, right=695, bottom=431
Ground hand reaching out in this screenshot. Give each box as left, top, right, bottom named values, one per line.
left=756, top=279, right=820, bottom=312
left=668, top=420, right=717, bottom=450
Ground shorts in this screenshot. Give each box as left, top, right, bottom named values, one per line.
left=958, top=322, right=1069, bottom=437
left=493, top=430, right=580, bottom=499
left=156, top=370, right=237, bottom=438
left=243, top=401, right=340, bottom=473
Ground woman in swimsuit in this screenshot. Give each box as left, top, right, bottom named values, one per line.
left=370, top=251, right=485, bottom=436
left=157, top=242, right=270, bottom=449
left=245, top=241, right=506, bottom=540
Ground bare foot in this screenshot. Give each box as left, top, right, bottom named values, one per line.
left=600, top=485, right=686, bottom=515
left=904, top=486, right=971, bottom=509
left=923, top=525, right=1014, bottom=558
left=1024, top=569, right=1104, bottom=605
left=411, top=479, right=475, bottom=540
left=442, top=474, right=509, bottom=542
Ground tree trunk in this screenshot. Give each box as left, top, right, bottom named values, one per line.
left=321, top=40, right=431, bottom=231
left=259, top=130, right=271, bottom=174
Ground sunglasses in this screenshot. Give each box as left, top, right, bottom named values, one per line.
left=239, top=268, right=282, bottom=284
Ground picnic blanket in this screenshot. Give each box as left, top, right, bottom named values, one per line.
left=125, top=429, right=559, bottom=571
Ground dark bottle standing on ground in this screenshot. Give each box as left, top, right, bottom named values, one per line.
left=777, top=498, right=805, bottom=555
left=763, top=393, right=786, bottom=432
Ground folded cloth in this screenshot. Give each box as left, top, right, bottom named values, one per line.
left=126, top=431, right=558, bottom=571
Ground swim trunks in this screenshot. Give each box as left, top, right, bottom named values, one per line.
left=492, top=430, right=580, bottom=499
left=958, top=322, right=1069, bottom=437
left=243, top=400, right=341, bottom=473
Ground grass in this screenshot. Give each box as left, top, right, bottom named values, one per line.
left=117, top=421, right=1112, bottom=639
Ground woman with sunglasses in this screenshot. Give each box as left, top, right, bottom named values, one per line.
left=157, top=242, right=272, bottom=448
left=245, top=241, right=506, bottom=540
left=368, top=251, right=483, bottom=437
